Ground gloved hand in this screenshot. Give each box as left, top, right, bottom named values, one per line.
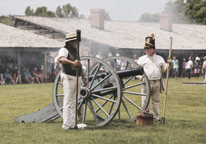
left=167, top=57, right=173, bottom=68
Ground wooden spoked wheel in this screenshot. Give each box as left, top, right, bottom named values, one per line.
left=53, top=56, right=122, bottom=126
left=104, top=56, right=151, bottom=121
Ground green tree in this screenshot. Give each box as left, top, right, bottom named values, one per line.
left=164, top=0, right=186, bottom=23
left=62, top=4, right=79, bottom=18
left=55, top=6, right=64, bottom=17
left=138, top=13, right=160, bottom=22
left=70, top=7, right=78, bottom=18
left=34, top=6, right=47, bottom=17
left=104, top=11, right=111, bottom=21
left=45, top=11, right=56, bottom=17
left=25, top=6, right=34, bottom=16
left=79, top=14, right=86, bottom=19
left=62, top=4, right=72, bottom=18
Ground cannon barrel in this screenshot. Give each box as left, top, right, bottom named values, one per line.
left=86, top=67, right=144, bottom=81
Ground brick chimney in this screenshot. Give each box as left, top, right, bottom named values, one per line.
left=90, top=9, right=105, bottom=30
left=159, top=14, right=172, bottom=32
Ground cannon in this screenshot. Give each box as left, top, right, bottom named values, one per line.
left=14, top=56, right=150, bottom=127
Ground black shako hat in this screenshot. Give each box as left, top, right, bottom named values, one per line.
left=144, top=33, right=155, bottom=49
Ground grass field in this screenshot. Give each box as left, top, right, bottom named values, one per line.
left=0, top=77, right=206, bottom=144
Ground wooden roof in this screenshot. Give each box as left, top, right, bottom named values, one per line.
left=7, top=15, right=206, bottom=50
left=0, top=22, right=62, bottom=48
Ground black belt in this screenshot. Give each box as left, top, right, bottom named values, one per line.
left=149, top=79, right=160, bottom=83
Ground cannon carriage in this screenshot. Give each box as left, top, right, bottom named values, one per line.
left=14, top=56, right=151, bottom=127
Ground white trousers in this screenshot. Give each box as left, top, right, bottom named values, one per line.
left=61, top=73, right=84, bottom=129
left=141, top=80, right=160, bottom=120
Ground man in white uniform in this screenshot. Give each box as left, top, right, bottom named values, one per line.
left=57, top=33, right=87, bottom=129
left=137, top=33, right=172, bottom=121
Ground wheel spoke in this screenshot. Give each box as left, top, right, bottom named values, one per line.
left=123, top=82, right=145, bottom=90
left=89, top=63, right=101, bottom=89
left=87, top=59, right=90, bottom=85
left=109, top=96, right=115, bottom=115
left=83, top=99, right=87, bottom=124
left=91, top=97, right=109, bottom=118
left=77, top=99, right=84, bottom=110
left=125, top=61, right=129, bottom=70
left=88, top=99, right=98, bottom=125
left=114, top=59, right=117, bottom=70
left=123, top=95, right=142, bottom=110
left=122, top=91, right=146, bottom=96
left=92, top=86, right=117, bottom=93
left=91, top=73, right=112, bottom=90
left=121, top=99, right=132, bottom=119
left=56, top=94, right=64, bottom=97
left=123, top=76, right=133, bottom=85
left=96, top=94, right=114, bottom=113
left=92, top=94, right=117, bottom=103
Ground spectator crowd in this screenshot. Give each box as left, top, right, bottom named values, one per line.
left=1, top=51, right=206, bottom=85
left=0, top=52, right=60, bottom=85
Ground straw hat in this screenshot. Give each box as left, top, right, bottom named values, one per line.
left=64, top=33, right=77, bottom=43
left=195, top=57, right=200, bottom=61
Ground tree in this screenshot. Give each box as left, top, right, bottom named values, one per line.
left=104, top=11, right=111, bottom=21
left=138, top=13, right=160, bottom=22
left=45, top=11, right=56, bottom=17
left=62, top=4, right=79, bottom=18
left=25, top=6, right=34, bottom=16
left=70, top=7, right=78, bottom=18
left=62, top=4, right=72, bottom=18
left=79, top=14, right=86, bottom=19
left=34, top=6, right=47, bottom=17
left=55, top=6, right=64, bottom=18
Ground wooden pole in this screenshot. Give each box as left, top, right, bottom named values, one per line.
left=161, top=37, right=173, bottom=124
left=75, top=30, right=81, bottom=129
left=44, top=51, right=47, bottom=83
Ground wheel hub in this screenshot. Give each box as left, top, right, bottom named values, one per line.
left=80, top=87, right=91, bottom=99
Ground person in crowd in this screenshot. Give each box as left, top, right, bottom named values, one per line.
left=14, top=69, right=22, bottom=84
left=4, top=68, right=15, bottom=84
left=31, top=67, right=44, bottom=83
left=194, top=57, right=201, bottom=79
left=50, top=68, right=59, bottom=82
left=181, top=58, right=186, bottom=77
left=137, top=33, right=172, bottom=121
left=87, top=51, right=93, bottom=67
left=0, top=68, right=4, bottom=85
left=29, top=55, right=37, bottom=72
left=107, top=52, right=114, bottom=68
left=6, top=58, right=14, bottom=75
left=47, top=53, right=53, bottom=79
left=23, top=68, right=34, bottom=84
left=40, top=66, right=46, bottom=82
left=186, top=56, right=193, bottom=79
left=116, top=53, right=122, bottom=71
left=202, top=56, right=206, bottom=82
left=172, top=56, right=179, bottom=79
left=95, top=51, right=103, bottom=59
left=57, top=32, right=87, bottom=129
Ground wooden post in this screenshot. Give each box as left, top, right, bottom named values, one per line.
left=44, top=51, right=47, bottom=83
left=17, top=51, right=21, bottom=70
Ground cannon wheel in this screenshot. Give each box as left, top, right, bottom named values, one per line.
left=104, top=56, right=151, bottom=121
left=53, top=56, right=122, bottom=126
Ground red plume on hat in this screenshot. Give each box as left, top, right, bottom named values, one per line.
left=144, top=33, right=155, bottom=49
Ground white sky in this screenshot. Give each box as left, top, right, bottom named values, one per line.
left=0, top=0, right=170, bottom=21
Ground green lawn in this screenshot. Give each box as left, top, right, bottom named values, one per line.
left=0, top=77, right=206, bottom=144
